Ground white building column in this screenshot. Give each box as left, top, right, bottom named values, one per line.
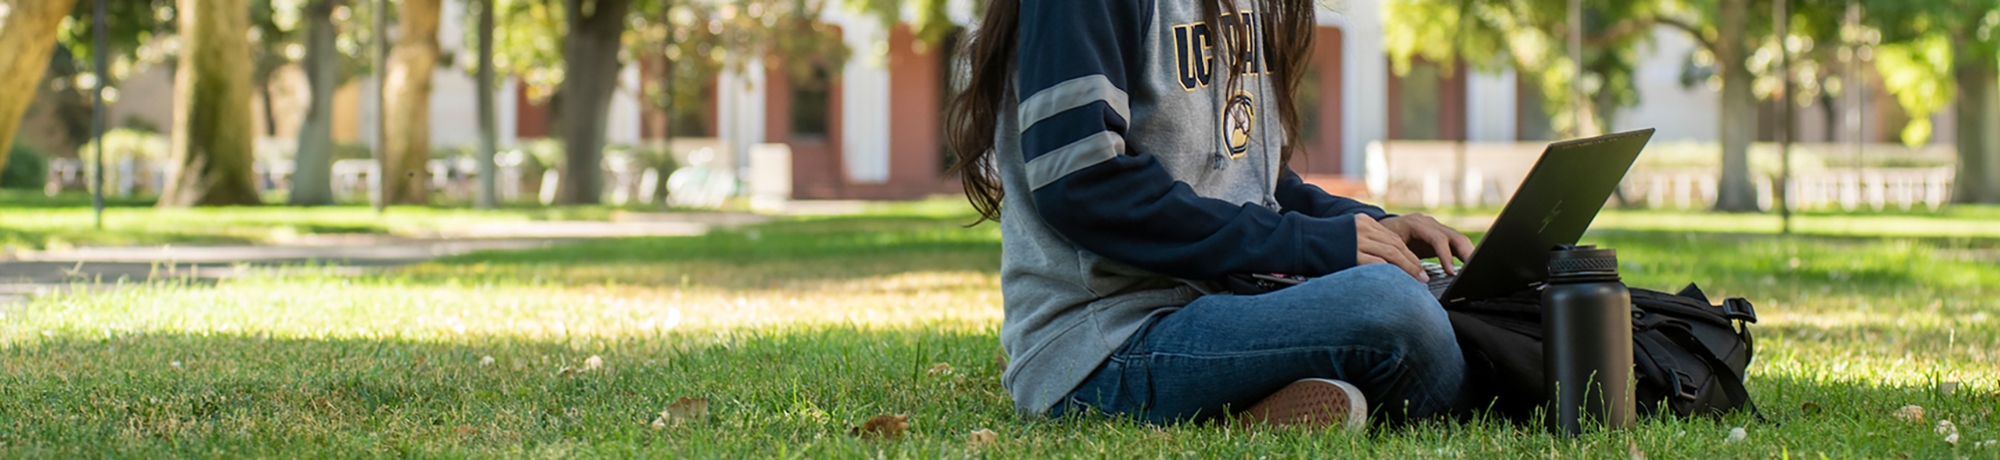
left=827, top=8, right=892, bottom=184
left=1331, top=0, right=1386, bottom=179
left=605, top=65, right=644, bottom=146
left=718, top=58, right=768, bottom=177
left=1466, top=69, right=1518, bottom=142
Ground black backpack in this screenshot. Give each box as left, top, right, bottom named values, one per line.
left=1446, top=283, right=1763, bottom=422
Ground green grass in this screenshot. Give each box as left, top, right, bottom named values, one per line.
left=2, top=201, right=1998, bottom=457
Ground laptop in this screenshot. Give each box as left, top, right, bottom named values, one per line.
left=1423, top=128, right=1655, bottom=306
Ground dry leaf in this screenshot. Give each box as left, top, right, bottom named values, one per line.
left=849, top=414, right=910, bottom=439
left=928, top=363, right=954, bottom=376
left=1627, top=440, right=1646, bottom=460
left=1937, top=420, right=1958, bottom=436
left=968, top=428, right=998, bottom=446
left=453, top=425, right=477, bottom=436
left=1894, top=405, right=1926, bottom=423
left=479, top=356, right=495, bottom=366
left=557, top=355, right=607, bottom=376
left=1945, top=432, right=1960, bottom=446
left=1725, top=427, right=1746, bottom=443
left=657, top=397, right=709, bottom=426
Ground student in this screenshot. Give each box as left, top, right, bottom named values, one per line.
left=944, top=0, right=1476, bottom=428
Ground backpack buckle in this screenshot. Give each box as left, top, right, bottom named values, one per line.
left=1673, top=370, right=1701, bottom=401
left=1720, top=298, right=1758, bottom=323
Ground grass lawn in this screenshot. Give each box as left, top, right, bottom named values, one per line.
left=0, top=191, right=639, bottom=252
left=2, top=200, right=1997, bottom=457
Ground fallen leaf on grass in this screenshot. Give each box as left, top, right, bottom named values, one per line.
left=1894, top=405, right=1926, bottom=423
left=454, top=425, right=477, bottom=436
left=928, top=363, right=954, bottom=376
left=968, top=429, right=998, bottom=446
left=1627, top=440, right=1645, bottom=460
left=479, top=356, right=495, bottom=366
left=849, top=414, right=910, bottom=439
left=1937, top=419, right=1958, bottom=436
left=557, top=355, right=606, bottom=376
left=1944, top=432, right=1959, bottom=446
left=651, top=397, right=710, bottom=429
left=1725, top=427, right=1746, bottom=443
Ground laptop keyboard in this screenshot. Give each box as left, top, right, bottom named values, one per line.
left=1421, top=261, right=1462, bottom=299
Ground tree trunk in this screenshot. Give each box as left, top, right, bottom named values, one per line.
left=1951, top=44, right=2000, bottom=204
left=1712, top=0, right=1761, bottom=212
left=474, top=0, right=498, bottom=209
left=382, top=0, right=441, bottom=205
left=260, top=80, right=280, bottom=137
left=556, top=0, right=633, bottom=205
left=160, top=0, right=262, bottom=207
left=0, top=0, right=83, bottom=185
left=290, top=0, right=339, bottom=206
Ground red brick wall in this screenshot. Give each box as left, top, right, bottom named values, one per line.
left=515, top=85, right=551, bottom=139
left=845, top=25, right=958, bottom=200
left=769, top=50, right=848, bottom=200
left=1294, top=26, right=1346, bottom=176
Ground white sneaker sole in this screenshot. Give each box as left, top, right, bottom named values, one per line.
left=1238, top=378, right=1369, bottom=432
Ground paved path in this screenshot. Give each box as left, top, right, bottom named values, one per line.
left=0, top=212, right=771, bottom=305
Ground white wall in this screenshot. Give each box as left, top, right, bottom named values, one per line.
left=1327, top=0, right=1386, bottom=179
left=825, top=7, right=892, bottom=184
left=1466, top=69, right=1518, bottom=142
left=718, top=58, right=768, bottom=177
left=1613, top=26, right=1721, bottom=142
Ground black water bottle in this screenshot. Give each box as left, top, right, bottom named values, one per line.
left=1542, top=245, right=1637, bottom=436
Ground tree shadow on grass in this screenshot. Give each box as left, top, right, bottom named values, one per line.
left=390, top=215, right=1005, bottom=289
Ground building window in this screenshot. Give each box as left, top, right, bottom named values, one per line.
left=1516, top=72, right=1557, bottom=141
left=1393, top=61, right=1446, bottom=140
left=792, top=65, right=833, bottom=140
left=1297, top=62, right=1324, bottom=144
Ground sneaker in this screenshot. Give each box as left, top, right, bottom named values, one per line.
left=1237, top=378, right=1368, bottom=431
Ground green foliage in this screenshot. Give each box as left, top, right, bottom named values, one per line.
left=1857, top=0, right=2000, bottom=146
left=74, top=128, right=170, bottom=165
left=1384, top=0, right=1660, bottom=136
left=2, top=143, right=50, bottom=190
left=486, top=0, right=860, bottom=108
left=1872, top=35, right=1954, bottom=146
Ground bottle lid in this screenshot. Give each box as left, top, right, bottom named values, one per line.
left=1548, top=245, right=1619, bottom=281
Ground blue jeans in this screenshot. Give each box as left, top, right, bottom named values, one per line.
left=1051, top=264, right=1467, bottom=425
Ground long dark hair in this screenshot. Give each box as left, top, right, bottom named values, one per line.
left=944, top=0, right=1317, bottom=224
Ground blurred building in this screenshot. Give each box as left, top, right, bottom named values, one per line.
left=83, top=0, right=1942, bottom=202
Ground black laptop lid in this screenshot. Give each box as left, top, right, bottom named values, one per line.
left=1438, top=129, right=1654, bottom=305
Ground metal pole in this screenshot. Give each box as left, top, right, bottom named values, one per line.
left=92, top=0, right=106, bottom=229
left=1454, top=0, right=1470, bottom=210
left=372, top=0, right=388, bottom=213
left=1778, top=0, right=1793, bottom=234
left=1569, top=0, right=1584, bottom=137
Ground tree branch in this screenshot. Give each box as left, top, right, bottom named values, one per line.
left=1583, top=18, right=1656, bottom=48
left=1655, top=16, right=1717, bottom=53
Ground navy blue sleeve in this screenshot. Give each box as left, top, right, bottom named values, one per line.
left=1273, top=166, right=1391, bottom=219
left=1015, top=0, right=1360, bottom=280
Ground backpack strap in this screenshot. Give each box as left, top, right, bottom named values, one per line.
left=1654, top=321, right=1773, bottom=424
